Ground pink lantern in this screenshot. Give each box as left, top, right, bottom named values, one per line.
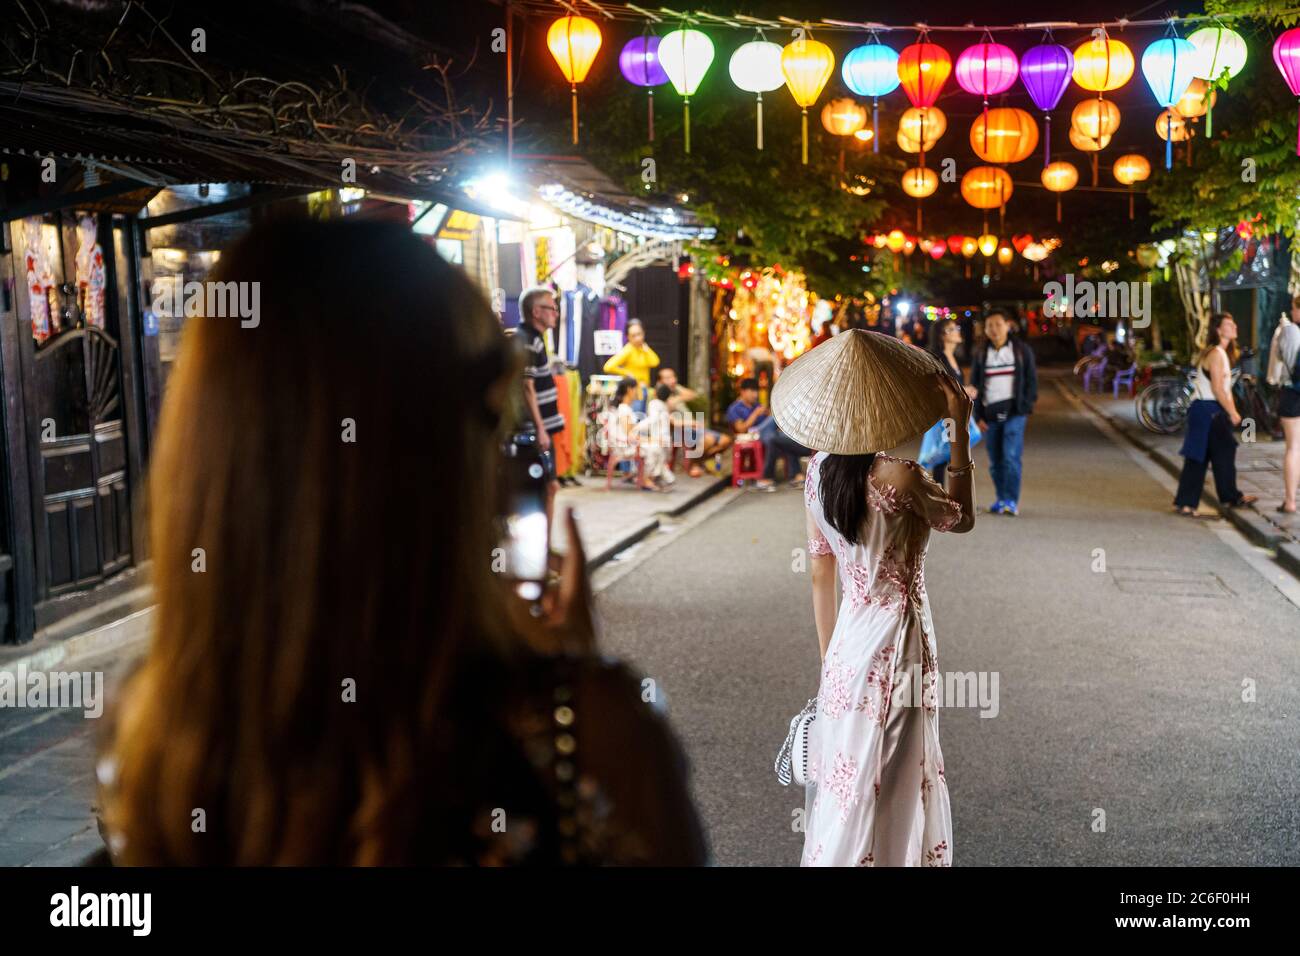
left=1273, top=27, right=1300, bottom=156
left=956, top=39, right=1019, bottom=154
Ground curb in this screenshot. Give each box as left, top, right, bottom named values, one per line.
left=1060, top=378, right=1300, bottom=578
left=585, top=473, right=732, bottom=572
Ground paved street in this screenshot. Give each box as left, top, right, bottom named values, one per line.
left=594, top=371, right=1300, bottom=866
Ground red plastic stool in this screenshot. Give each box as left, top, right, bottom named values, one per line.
left=731, top=436, right=765, bottom=487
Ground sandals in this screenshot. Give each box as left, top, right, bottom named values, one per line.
left=1277, top=504, right=1297, bottom=514
left=1226, top=494, right=1258, bottom=508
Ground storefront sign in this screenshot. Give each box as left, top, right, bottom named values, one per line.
left=594, top=330, right=623, bottom=356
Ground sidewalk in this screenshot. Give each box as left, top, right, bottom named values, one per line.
left=1061, top=375, right=1300, bottom=579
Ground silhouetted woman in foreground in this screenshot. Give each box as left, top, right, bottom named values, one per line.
left=98, top=220, right=706, bottom=865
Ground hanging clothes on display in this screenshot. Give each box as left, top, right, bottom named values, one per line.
left=551, top=368, right=574, bottom=477
left=563, top=285, right=604, bottom=383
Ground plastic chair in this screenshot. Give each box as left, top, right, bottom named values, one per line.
left=1083, top=356, right=1108, bottom=393
left=1112, top=362, right=1138, bottom=397
left=731, top=436, right=765, bottom=487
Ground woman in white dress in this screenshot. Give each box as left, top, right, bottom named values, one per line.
left=775, top=332, right=975, bottom=867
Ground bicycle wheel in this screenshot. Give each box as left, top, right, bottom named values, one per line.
left=1136, top=381, right=1189, bottom=434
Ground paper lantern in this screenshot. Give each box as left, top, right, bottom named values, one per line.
left=1041, top=160, right=1078, bottom=221
left=1069, top=127, right=1111, bottom=152
left=1073, top=35, right=1135, bottom=92
left=1070, top=98, right=1121, bottom=142
left=885, top=229, right=907, bottom=253
left=782, top=37, right=836, bottom=164
left=961, top=166, right=1013, bottom=210
left=946, top=235, right=965, bottom=255
left=842, top=42, right=900, bottom=153
left=956, top=41, right=1019, bottom=97
left=978, top=233, right=999, bottom=257
left=1155, top=108, right=1189, bottom=142
left=961, top=237, right=979, bottom=258
left=821, top=98, right=867, bottom=136
left=729, top=39, right=784, bottom=151
left=1020, top=43, right=1074, bottom=164
left=902, top=166, right=938, bottom=198
left=620, top=36, right=668, bottom=141
left=1142, top=37, right=1197, bottom=168
left=997, top=245, right=1014, bottom=266
left=1113, top=153, right=1151, bottom=219
left=918, top=237, right=935, bottom=253
left=929, top=242, right=946, bottom=260
left=1273, top=28, right=1300, bottom=156
left=898, top=106, right=946, bottom=151
left=1188, top=26, right=1246, bottom=137
left=1011, top=233, right=1033, bottom=254
left=898, top=40, right=952, bottom=109
left=970, top=107, right=1038, bottom=164
left=547, top=15, right=603, bottom=144
left=1176, top=77, right=1214, bottom=119
left=659, top=28, right=715, bottom=154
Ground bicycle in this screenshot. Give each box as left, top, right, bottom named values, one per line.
left=1134, top=349, right=1261, bottom=435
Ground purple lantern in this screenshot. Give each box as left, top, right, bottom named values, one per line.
left=619, top=35, right=668, bottom=141
left=1020, top=43, right=1074, bottom=166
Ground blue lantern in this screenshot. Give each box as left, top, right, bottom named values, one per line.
left=1141, top=37, right=1197, bottom=168
left=841, top=42, right=899, bottom=152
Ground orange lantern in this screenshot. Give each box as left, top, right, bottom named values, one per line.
left=970, top=107, right=1039, bottom=164
left=903, top=238, right=917, bottom=256
left=871, top=233, right=889, bottom=249
left=1073, top=34, right=1135, bottom=92
left=1069, top=127, right=1112, bottom=152
left=1156, top=108, right=1189, bottom=142
left=1041, top=160, right=1078, bottom=222
left=997, top=245, right=1014, bottom=266
left=898, top=106, right=946, bottom=152
left=901, top=166, right=939, bottom=198
left=1070, top=98, right=1121, bottom=142
left=1175, top=77, right=1214, bottom=119
left=547, top=15, right=604, bottom=144
left=1113, top=153, right=1152, bottom=220
left=960, top=166, right=1014, bottom=210
left=961, top=236, right=979, bottom=258
left=821, top=97, right=867, bottom=135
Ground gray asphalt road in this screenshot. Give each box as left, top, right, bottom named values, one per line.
left=594, top=372, right=1300, bottom=866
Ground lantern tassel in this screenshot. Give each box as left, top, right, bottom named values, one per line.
left=1206, top=100, right=1212, bottom=138
left=1044, top=114, right=1051, bottom=167
left=571, top=85, right=579, bottom=145
left=872, top=99, right=880, bottom=153
left=1165, top=133, right=1172, bottom=170
left=684, top=98, right=691, bottom=155
left=1056, top=195, right=1062, bottom=223
left=756, top=93, right=764, bottom=151
left=1296, top=100, right=1300, bottom=157
left=648, top=90, right=655, bottom=142
left=1129, top=190, right=1135, bottom=220
left=801, top=109, right=809, bottom=165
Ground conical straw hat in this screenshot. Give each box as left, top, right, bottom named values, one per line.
left=771, top=329, right=947, bottom=454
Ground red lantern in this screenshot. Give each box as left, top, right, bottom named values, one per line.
left=898, top=39, right=952, bottom=108
left=946, top=235, right=965, bottom=255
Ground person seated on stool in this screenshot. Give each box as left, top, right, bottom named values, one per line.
left=658, top=367, right=732, bottom=476
left=636, top=384, right=675, bottom=488
left=725, top=377, right=810, bottom=491
left=610, top=378, right=657, bottom=492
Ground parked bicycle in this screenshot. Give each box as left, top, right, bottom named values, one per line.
left=1135, top=349, right=1275, bottom=435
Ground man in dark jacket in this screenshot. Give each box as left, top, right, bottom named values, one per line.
left=969, top=309, right=1038, bottom=516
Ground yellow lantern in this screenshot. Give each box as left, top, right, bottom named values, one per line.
left=820, top=97, right=867, bottom=136
left=885, top=229, right=907, bottom=253
left=978, top=233, right=999, bottom=257
left=1156, top=108, right=1190, bottom=142
left=872, top=233, right=889, bottom=249
left=1112, top=154, right=1151, bottom=185
left=961, top=237, right=979, bottom=258
left=970, top=107, right=1038, bottom=164
left=1070, top=99, right=1121, bottom=142
left=899, top=106, right=946, bottom=148
left=1175, top=77, right=1215, bottom=119
left=918, top=237, right=935, bottom=253
left=782, top=37, right=836, bottom=164
left=1069, top=127, right=1112, bottom=152
left=1073, top=35, right=1135, bottom=92
left=997, top=245, right=1014, bottom=266
left=1041, top=160, right=1078, bottom=222
left=960, top=166, right=1013, bottom=210
left=547, top=15, right=603, bottom=144
left=901, top=166, right=938, bottom=198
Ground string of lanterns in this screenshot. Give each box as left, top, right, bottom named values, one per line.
left=546, top=12, right=1296, bottom=173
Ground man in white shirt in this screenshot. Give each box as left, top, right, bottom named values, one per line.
left=969, top=309, right=1038, bottom=516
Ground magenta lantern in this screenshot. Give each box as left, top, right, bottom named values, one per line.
left=1020, top=42, right=1074, bottom=166
left=1273, top=27, right=1300, bottom=156
left=956, top=40, right=1018, bottom=157
left=620, top=35, right=669, bottom=141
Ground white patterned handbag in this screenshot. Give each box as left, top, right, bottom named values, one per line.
left=774, top=698, right=818, bottom=786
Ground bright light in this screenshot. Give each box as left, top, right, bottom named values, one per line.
left=896, top=300, right=911, bottom=316
left=854, top=128, right=875, bottom=141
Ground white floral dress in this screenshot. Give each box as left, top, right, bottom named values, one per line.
left=801, top=451, right=961, bottom=867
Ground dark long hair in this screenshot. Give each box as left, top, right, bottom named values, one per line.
left=101, top=219, right=517, bottom=864
left=818, top=452, right=879, bottom=546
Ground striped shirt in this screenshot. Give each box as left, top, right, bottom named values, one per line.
left=513, top=323, right=565, bottom=435
left=982, top=343, right=1016, bottom=409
